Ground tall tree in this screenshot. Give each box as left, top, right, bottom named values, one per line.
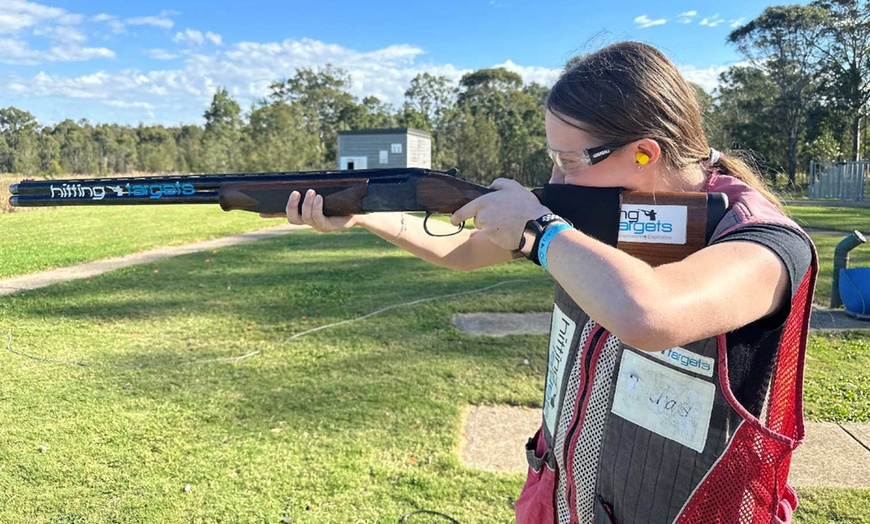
left=729, top=4, right=829, bottom=183
left=454, top=68, right=547, bottom=184
left=341, top=96, right=398, bottom=130
left=453, top=109, right=500, bottom=184
left=51, top=119, right=99, bottom=174
left=269, top=64, right=356, bottom=167
left=136, top=125, right=177, bottom=173
left=402, top=73, right=455, bottom=168
left=202, top=87, right=243, bottom=172
left=456, top=68, right=523, bottom=118
left=174, top=125, right=205, bottom=173
left=812, top=0, right=870, bottom=160
left=402, top=73, right=454, bottom=130
left=0, top=107, right=40, bottom=175
left=37, top=130, right=62, bottom=175
left=710, top=66, right=783, bottom=179
left=242, top=101, right=320, bottom=171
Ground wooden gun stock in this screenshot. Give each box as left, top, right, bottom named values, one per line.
left=219, top=179, right=371, bottom=214
left=531, top=186, right=728, bottom=267
left=617, top=191, right=727, bottom=266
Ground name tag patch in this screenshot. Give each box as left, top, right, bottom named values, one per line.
left=544, top=303, right=576, bottom=437
left=648, top=347, right=715, bottom=378
left=611, top=350, right=715, bottom=453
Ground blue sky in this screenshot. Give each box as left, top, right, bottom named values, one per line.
left=0, top=0, right=786, bottom=127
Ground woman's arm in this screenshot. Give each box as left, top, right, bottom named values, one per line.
left=543, top=231, right=790, bottom=351
left=451, top=179, right=791, bottom=351
left=262, top=189, right=516, bottom=271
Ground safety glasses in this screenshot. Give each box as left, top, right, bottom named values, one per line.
left=546, top=143, right=624, bottom=174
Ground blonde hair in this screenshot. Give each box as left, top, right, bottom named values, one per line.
left=547, top=41, right=782, bottom=209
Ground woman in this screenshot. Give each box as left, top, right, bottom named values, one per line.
left=266, top=41, right=817, bottom=524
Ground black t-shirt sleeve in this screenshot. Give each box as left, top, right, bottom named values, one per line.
left=712, top=223, right=813, bottom=305
left=710, top=223, right=813, bottom=417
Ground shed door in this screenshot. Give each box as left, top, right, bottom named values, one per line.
left=340, top=156, right=368, bottom=170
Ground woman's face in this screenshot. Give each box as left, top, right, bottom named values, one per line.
left=544, top=110, right=640, bottom=190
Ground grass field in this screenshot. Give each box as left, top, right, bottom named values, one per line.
left=0, top=187, right=869, bottom=522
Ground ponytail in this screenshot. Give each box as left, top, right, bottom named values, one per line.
left=712, top=150, right=784, bottom=212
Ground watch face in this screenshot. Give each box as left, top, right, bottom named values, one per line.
left=540, top=214, right=560, bottom=224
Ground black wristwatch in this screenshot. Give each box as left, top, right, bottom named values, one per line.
left=515, top=214, right=572, bottom=265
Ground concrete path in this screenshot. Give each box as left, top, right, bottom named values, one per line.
left=455, top=312, right=870, bottom=488
left=454, top=308, right=870, bottom=336
left=0, top=224, right=303, bottom=296
left=459, top=406, right=870, bottom=488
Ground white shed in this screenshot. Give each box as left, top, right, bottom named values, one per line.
left=337, top=128, right=432, bottom=170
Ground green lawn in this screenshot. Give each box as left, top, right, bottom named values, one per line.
left=786, top=205, right=870, bottom=233
left=803, top=331, right=870, bottom=422
left=0, top=203, right=868, bottom=522
left=0, top=205, right=277, bottom=278
left=0, top=230, right=552, bottom=523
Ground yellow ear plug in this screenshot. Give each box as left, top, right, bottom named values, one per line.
left=635, top=152, right=650, bottom=165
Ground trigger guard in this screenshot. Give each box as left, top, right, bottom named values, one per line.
left=423, top=212, right=464, bottom=237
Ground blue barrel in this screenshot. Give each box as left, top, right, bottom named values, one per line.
left=839, top=267, right=870, bottom=316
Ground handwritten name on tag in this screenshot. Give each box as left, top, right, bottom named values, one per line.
left=611, top=350, right=715, bottom=453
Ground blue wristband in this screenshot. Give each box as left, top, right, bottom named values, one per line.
left=538, top=222, right=573, bottom=271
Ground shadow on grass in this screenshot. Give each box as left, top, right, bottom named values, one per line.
left=6, top=229, right=542, bottom=322
left=0, top=229, right=550, bottom=435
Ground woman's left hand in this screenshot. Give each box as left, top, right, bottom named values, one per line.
left=451, top=178, right=552, bottom=251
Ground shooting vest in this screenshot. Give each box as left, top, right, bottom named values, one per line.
left=515, top=173, right=818, bottom=524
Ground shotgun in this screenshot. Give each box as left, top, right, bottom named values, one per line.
left=9, top=168, right=728, bottom=266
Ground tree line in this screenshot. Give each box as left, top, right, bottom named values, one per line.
left=1, top=0, right=866, bottom=187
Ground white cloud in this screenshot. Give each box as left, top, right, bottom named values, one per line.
left=4, top=38, right=457, bottom=124
left=103, top=100, right=154, bottom=109
left=634, top=15, right=667, bottom=29
left=91, top=13, right=125, bottom=34
left=126, top=15, right=174, bottom=30
left=677, top=11, right=697, bottom=24
left=33, top=24, right=87, bottom=44
left=174, top=29, right=204, bottom=45
left=678, top=64, right=733, bottom=93
left=92, top=11, right=176, bottom=34
left=172, top=29, right=221, bottom=46
left=145, top=48, right=179, bottom=60
left=0, top=0, right=67, bottom=33
left=494, top=59, right=561, bottom=87
left=0, top=1, right=117, bottom=64
left=4, top=37, right=567, bottom=125
left=730, top=17, right=746, bottom=29
left=0, top=36, right=114, bottom=64
left=43, top=45, right=114, bottom=62
left=700, top=14, right=725, bottom=28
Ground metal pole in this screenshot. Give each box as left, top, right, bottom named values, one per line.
left=832, top=230, right=867, bottom=308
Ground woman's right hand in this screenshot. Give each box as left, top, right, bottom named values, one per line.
left=259, top=189, right=360, bottom=232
